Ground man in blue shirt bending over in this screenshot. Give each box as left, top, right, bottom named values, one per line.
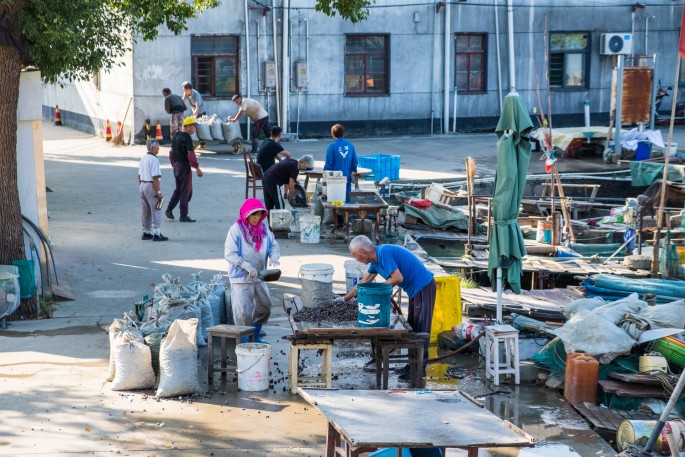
left=324, top=123, right=358, bottom=196
left=343, top=235, right=436, bottom=381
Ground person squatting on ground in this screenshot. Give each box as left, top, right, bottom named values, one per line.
left=162, top=88, right=186, bottom=138
left=261, top=155, right=315, bottom=211
left=224, top=198, right=280, bottom=343
left=343, top=235, right=436, bottom=381
left=324, top=123, right=358, bottom=196
left=138, top=139, right=168, bottom=241
left=256, top=126, right=292, bottom=173
left=165, top=116, right=203, bottom=223
left=228, top=94, right=272, bottom=153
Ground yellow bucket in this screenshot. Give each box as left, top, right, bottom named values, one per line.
left=430, top=276, right=462, bottom=344
left=677, top=246, right=685, bottom=264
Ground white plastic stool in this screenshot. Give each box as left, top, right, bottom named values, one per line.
left=484, top=324, right=520, bottom=386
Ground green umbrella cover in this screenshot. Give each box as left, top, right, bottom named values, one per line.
left=488, top=94, right=533, bottom=294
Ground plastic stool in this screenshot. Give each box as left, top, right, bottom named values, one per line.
left=484, top=324, right=520, bottom=386
left=289, top=341, right=333, bottom=394
left=207, top=325, right=254, bottom=383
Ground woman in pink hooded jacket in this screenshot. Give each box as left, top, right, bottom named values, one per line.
left=224, top=198, right=280, bottom=343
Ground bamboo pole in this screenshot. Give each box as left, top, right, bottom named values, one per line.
left=651, top=52, right=682, bottom=276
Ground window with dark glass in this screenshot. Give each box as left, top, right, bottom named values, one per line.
left=455, top=33, right=486, bottom=93
left=344, top=35, right=389, bottom=95
left=549, top=32, right=590, bottom=89
left=191, top=35, right=239, bottom=98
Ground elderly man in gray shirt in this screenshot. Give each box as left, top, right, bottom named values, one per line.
left=182, top=81, right=207, bottom=149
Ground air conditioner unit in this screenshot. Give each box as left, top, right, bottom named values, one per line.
left=600, top=33, right=633, bottom=55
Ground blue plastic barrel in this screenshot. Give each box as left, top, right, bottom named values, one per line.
left=357, top=283, right=392, bottom=328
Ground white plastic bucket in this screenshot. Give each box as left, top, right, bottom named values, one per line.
left=290, top=206, right=312, bottom=232
left=235, top=343, right=271, bottom=391
left=270, top=209, right=292, bottom=231
left=327, top=176, right=347, bottom=205
left=344, top=260, right=367, bottom=292
left=299, top=263, right=334, bottom=282
left=300, top=215, right=321, bottom=244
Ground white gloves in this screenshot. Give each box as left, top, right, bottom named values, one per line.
left=333, top=296, right=345, bottom=303
left=270, top=259, right=280, bottom=268
left=243, top=264, right=258, bottom=279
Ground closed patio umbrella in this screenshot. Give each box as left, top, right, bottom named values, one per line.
left=488, top=93, right=533, bottom=322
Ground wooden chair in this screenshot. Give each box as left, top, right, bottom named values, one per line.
left=243, top=149, right=264, bottom=198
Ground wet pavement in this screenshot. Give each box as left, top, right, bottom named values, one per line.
left=4, top=122, right=680, bottom=455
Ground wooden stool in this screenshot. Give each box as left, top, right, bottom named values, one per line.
left=289, top=341, right=333, bottom=394
left=207, top=325, right=254, bottom=383
left=375, top=337, right=425, bottom=389
left=484, top=324, right=520, bottom=386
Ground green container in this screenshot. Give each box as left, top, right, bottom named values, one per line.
left=12, top=260, right=35, bottom=299
left=357, top=283, right=392, bottom=328
left=653, top=338, right=685, bottom=367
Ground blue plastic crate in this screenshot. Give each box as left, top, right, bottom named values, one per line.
left=358, top=154, right=400, bottom=181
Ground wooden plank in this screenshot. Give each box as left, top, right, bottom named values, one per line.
left=573, top=402, right=655, bottom=435
left=598, top=380, right=666, bottom=398
left=609, top=372, right=663, bottom=386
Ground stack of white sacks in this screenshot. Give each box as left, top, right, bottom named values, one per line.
left=190, top=114, right=242, bottom=144
left=106, top=272, right=232, bottom=397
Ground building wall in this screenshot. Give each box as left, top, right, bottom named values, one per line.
left=42, top=0, right=683, bottom=137
left=42, top=48, right=134, bottom=138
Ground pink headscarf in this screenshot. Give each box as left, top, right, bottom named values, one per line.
left=237, top=198, right=269, bottom=251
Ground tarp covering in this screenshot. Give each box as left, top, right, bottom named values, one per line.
left=403, top=204, right=468, bottom=230
left=630, top=161, right=685, bottom=186
left=488, top=94, right=533, bottom=294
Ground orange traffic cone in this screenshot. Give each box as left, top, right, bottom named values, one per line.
left=145, top=120, right=151, bottom=140
left=54, top=105, right=62, bottom=126
left=155, top=121, right=163, bottom=141
left=105, top=119, right=112, bottom=141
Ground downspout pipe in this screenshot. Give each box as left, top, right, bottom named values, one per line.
left=442, top=1, right=450, bottom=134
left=272, top=0, right=281, bottom=127
left=507, top=0, right=516, bottom=94
left=281, top=0, right=290, bottom=133
left=244, top=0, right=251, bottom=141
left=494, top=0, right=503, bottom=112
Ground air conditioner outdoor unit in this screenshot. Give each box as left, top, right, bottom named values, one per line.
left=600, top=33, right=633, bottom=55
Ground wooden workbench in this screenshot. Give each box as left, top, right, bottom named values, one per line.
left=325, top=191, right=388, bottom=243
left=300, top=389, right=533, bottom=457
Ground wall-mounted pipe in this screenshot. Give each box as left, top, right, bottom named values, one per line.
left=442, top=1, right=450, bottom=134
left=282, top=0, right=290, bottom=132
left=244, top=0, right=251, bottom=141
left=507, top=0, right=516, bottom=93
left=272, top=0, right=281, bottom=126
left=494, top=0, right=503, bottom=112
left=256, top=21, right=262, bottom=91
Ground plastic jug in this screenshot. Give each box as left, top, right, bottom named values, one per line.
left=563, top=352, right=599, bottom=405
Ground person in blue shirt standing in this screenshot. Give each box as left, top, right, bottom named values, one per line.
left=324, top=124, right=358, bottom=196
left=342, top=235, right=436, bottom=381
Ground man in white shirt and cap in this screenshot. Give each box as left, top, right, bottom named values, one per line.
left=138, top=139, right=168, bottom=241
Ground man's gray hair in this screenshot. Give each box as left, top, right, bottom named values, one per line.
left=349, top=235, right=374, bottom=253
left=146, top=139, right=160, bottom=151
left=298, top=154, right=315, bottom=170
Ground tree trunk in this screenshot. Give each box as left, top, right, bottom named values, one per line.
left=0, top=43, right=30, bottom=317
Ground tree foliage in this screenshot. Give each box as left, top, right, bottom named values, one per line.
left=315, top=0, right=372, bottom=23
left=18, top=0, right=219, bottom=84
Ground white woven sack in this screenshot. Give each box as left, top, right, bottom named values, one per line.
left=221, top=122, right=242, bottom=143
left=107, top=324, right=143, bottom=382
left=111, top=339, right=156, bottom=391
left=196, top=123, right=212, bottom=141
left=210, top=121, right=225, bottom=141
left=156, top=318, right=201, bottom=398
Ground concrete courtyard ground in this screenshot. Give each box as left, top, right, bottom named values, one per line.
left=3, top=121, right=682, bottom=456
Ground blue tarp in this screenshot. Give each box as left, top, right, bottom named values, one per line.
left=583, top=274, right=685, bottom=303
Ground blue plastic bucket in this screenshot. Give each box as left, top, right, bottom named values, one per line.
left=357, top=283, right=392, bottom=328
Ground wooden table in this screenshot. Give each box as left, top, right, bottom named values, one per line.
left=299, top=389, right=533, bottom=457
left=325, top=191, right=388, bottom=243
left=301, top=167, right=372, bottom=191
